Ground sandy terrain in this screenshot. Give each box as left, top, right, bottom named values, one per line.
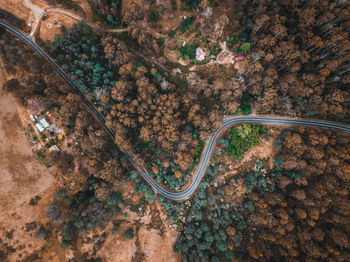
left=30, top=0, right=90, bottom=18
left=0, top=85, right=179, bottom=261
left=0, top=67, right=61, bottom=261
left=216, top=127, right=282, bottom=183
left=92, top=202, right=180, bottom=262
left=0, top=0, right=33, bottom=24
left=38, top=13, right=77, bottom=43
left=0, top=184, right=66, bottom=262
left=32, top=0, right=86, bottom=10
left=138, top=227, right=179, bottom=262
left=0, top=88, right=55, bottom=218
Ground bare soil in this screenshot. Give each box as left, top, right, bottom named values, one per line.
left=91, top=201, right=180, bottom=262
left=216, top=127, right=283, bottom=184
left=38, top=12, right=77, bottom=43
left=0, top=184, right=67, bottom=262
left=0, top=88, right=55, bottom=218
left=0, top=85, right=180, bottom=261
left=0, top=0, right=33, bottom=24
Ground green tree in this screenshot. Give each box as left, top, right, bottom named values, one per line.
left=240, top=42, right=252, bottom=54
left=124, top=228, right=134, bottom=239
left=149, top=10, right=159, bottom=22
left=215, top=240, right=227, bottom=251
left=227, top=124, right=266, bottom=158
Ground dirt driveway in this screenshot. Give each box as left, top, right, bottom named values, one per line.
left=0, top=88, right=54, bottom=218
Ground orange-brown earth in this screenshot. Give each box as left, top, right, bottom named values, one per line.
left=38, top=13, right=77, bottom=43
left=0, top=0, right=32, bottom=25
left=0, top=87, right=55, bottom=218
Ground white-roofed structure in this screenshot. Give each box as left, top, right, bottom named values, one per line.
left=196, top=47, right=206, bottom=61
left=49, top=145, right=60, bottom=152
left=35, top=123, right=45, bottom=132
left=30, top=114, right=37, bottom=122
left=39, top=118, right=49, bottom=129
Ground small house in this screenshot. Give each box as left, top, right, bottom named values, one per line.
left=35, top=123, right=45, bottom=132
left=196, top=48, right=206, bottom=61
left=30, top=114, right=37, bottom=122
left=49, top=145, right=60, bottom=152
left=39, top=118, right=50, bottom=129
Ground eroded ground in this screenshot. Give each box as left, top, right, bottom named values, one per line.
left=89, top=201, right=180, bottom=262
left=0, top=88, right=55, bottom=217
left=0, top=83, right=180, bottom=262
left=38, top=13, right=77, bottom=43
left=0, top=0, right=32, bottom=24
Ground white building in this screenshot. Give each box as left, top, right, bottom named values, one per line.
left=39, top=118, right=50, bottom=129
left=49, top=145, right=60, bottom=152
left=30, top=114, right=37, bottom=122
left=196, top=48, right=206, bottom=61
left=35, top=123, right=45, bottom=132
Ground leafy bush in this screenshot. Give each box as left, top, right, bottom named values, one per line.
left=274, top=155, right=284, bottom=167
left=209, top=43, right=221, bottom=58
left=61, top=223, right=75, bottom=248
left=56, top=189, right=67, bottom=200
left=171, top=0, right=178, bottom=10
left=183, top=0, right=201, bottom=9
left=90, top=0, right=122, bottom=28
left=51, top=22, right=116, bottom=96
left=149, top=10, right=159, bottom=22
left=168, top=30, right=176, bottom=38
left=227, top=36, right=240, bottom=49
left=227, top=124, right=267, bottom=158
left=240, top=42, right=252, bottom=54
left=179, top=16, right=195, bottom=34
left=245, top=171, right=276, bottom=193
left=106, top=192, right=123, bottom=205
left=124, top=228, right=134, bottom=239
left=178, top=43, right=199, bottom=60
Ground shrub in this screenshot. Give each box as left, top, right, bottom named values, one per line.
left=168, top=30, right=176, bottom=38
left=106, top=192, right=123, bottom=205
left=227, top=36, right=240, bottom=49
left=124, top=228, right=134, bottom=239
left=178, top=43, right=199, bottom=60
left=149, top=10, right=159, bottom=22
left=227, top=124, right=266, bottom=158
left=179, top=16, right=195, bottom=33
left=240, top=42, right=252, bottom=54
left=183, top=0, right=201, bottom=9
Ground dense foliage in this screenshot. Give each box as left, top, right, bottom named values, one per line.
left=178, top=43, right=199, bottom=60
left=124, top=228, right=134, bottom=240
left=227, top=124, right=267, bottom=158
left=170, top=126, right=350, bottom=261
left=182, top=0, right=202, bottom=9
left=56, top=188, right=122, bottom=247
left=50, top=22, right=116, bottom=96
left=89, top=0, right=123, bottom=28
left=239, top=0, right=350, bottom=121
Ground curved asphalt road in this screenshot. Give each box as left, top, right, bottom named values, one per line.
left=1, top=20, right=350, bottom=201
left=139, top=116, right=350, bottom=200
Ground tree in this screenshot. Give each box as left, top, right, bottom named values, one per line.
left=124, top=228, right=134, bottom=239
left=56, top=152, right=75, bottom=174
left=2, top=78, right=20, bottom=92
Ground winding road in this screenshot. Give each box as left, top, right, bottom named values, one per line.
left=24, top=0, right=129, bottom=37
left=1, top=19, right=350, bottom=201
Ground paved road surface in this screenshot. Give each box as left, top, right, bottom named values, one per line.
left=1, top=20, right=350, bottom=201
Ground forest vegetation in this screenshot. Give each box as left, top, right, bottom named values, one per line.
left=0, top=0, right=350, bottom=261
